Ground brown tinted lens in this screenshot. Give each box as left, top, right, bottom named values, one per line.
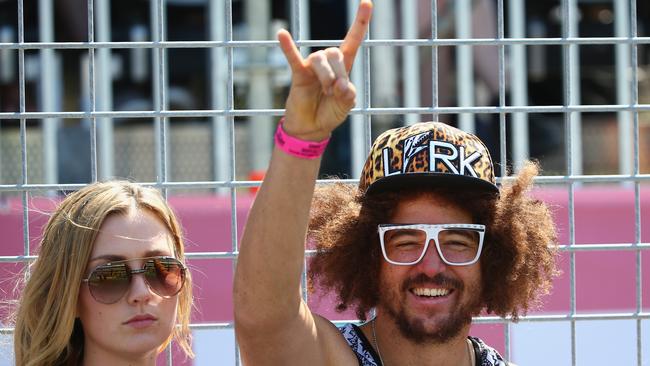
left=144, top=258, right=184, bottom=297
left=87, top=263, right=130, bottom=304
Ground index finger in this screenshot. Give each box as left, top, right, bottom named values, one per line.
left=340, top=0, right=373, bottom=72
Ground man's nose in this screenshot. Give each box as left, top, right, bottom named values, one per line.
left=416, top=240, right=447, bottom=275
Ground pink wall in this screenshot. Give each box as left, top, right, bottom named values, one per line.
left=1, top=185, right=648, bottom=359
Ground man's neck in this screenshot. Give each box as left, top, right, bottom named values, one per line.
left=359, top=316, right=473, bottom=366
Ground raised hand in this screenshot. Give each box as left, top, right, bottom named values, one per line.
left=278, top=0, right=373, bottom=142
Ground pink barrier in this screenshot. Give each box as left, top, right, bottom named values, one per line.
left=1, top=185, right=649, bottom=357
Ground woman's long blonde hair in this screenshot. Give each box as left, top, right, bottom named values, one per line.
left=13, top=181, right=193, bottom=366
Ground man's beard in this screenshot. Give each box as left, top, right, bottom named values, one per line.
left=378, top=272, right=482, bottom=345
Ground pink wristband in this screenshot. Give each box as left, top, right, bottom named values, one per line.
left=274, top=118, right=330, bottom=159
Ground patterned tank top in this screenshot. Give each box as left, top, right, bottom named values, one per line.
left=339, top=323, right=508, bottom=366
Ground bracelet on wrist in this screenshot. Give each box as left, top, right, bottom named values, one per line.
left=274, top=118, right=330, bottom=159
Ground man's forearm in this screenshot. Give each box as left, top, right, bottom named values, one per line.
left=234, top=147, right=320, bottom=327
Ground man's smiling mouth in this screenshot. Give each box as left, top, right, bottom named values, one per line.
left=411, top=287, right=452, bottom=297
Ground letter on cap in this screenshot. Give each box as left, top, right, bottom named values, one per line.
left=430, top=141, right=459, bottom=174
left=459, top=146, right=481, bottom=177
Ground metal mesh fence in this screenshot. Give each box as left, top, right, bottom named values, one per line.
left=0, top=0, right=649, bottom=365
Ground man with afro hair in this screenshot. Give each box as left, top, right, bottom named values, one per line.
left=234, top=1, right=558, bottom=365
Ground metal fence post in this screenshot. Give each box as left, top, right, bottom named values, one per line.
left=348, top=0, right=370, bottom=178
left=246, top=0, right=273, bottom=173
left=401, top=0, right=420, bottom=126
left=96, top=0, right=113, bottom=180
left=455, top=0, right=475, bottom=133
left=371, top=0, right=397, bottom=114
left=210, top=0, right=230, bottom=193
left=508, top=0, right=529, bottom=171
left=39, top=0, right=59, bottom=185
left=615, top=0, right=632, bottom=176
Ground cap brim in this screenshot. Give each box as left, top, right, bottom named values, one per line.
left=365, top=172, right=499, bottom=196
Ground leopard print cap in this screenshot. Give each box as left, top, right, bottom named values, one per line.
left=359, top=122, right=498, bottom=195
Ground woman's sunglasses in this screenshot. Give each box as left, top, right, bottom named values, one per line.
left=82, top=256, right=186, bottom=304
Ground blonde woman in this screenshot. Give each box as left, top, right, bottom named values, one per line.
left=13, top=181, right=193, bottom=366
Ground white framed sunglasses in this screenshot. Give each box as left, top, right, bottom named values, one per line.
left=378, top=224, right=485, bottom=266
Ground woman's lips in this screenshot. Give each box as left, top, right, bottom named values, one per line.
left=124, top=314, right=158, bottom=329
